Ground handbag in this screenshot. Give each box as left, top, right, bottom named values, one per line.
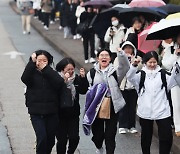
left=59, top=83, right=74, bottom=108
left=28, top=8, right=35, bottom=14
left=98, top=97, right=111, bottom=119
left=76, top=21, right=89, bottom=35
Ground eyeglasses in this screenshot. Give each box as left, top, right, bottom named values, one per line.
left=99, top=54, right=110, bottom=58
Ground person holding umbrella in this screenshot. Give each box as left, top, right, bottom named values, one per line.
left=162, top=33, right=180, bottom=137
left=104, top=16, right=126, bottom=62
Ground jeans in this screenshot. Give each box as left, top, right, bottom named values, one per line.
left=30, top=114, right=59, bottom=154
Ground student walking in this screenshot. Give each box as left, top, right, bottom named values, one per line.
left=17, top=0, right=33, bottom=34
left=127, top=51, right=176, bottom=154
left=55, top=58, right=89, bottom=154
left=86, top=49, right=129, bottom=154
left=21, top=50, right=64, bottom=154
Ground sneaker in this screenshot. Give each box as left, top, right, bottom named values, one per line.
left=85, top=60, right=89, bottom=64
left=89, top=57, right=96, bottom=63
left=23, top=31, right=26, bottom=34
left=76, top=34, right=81, bottom=39
left=27, top=31, right=31, bottom=35
left=44, top=25, right=49, bottom=30
left=129, top=127, right=138, bottom=134
left=59, top=26, right=63, bottom=30
left=73, top=35, right=77, bottom=40
left=50, top=21, right=55, bottom=24
left=119, top=128, right=128, bottom=134
left=96, top=147, right=103, bottom=154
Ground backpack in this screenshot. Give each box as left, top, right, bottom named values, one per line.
left=89, top=68, right=118, bottom=86
left=137, top=69, right=171, bottom=100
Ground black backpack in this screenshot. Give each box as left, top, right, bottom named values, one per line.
left=89, top=68, right=118, bottom=86
left=138, top=69, right=171, bottom=100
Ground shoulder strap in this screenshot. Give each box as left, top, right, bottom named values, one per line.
left=90, top=68, right=96, bottom=86
left=170, top=46, right=175, bottom=54
left=137, top=70, right=146, bottom=94
left=159, top=69, right=171, bottom=100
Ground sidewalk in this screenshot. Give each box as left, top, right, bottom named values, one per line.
left=9, top=1, right=180, bottom=154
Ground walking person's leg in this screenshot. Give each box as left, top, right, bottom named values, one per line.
left=139, top=118, right=154, bottom=154
left=56, top=119, right=68, bottom=154
left=104, top=108, right=118, bottom=154
left=30, top=115, right=47, bottom=154
left=45, top=114, right=59, bottom=154
left=118, top=90, right=129, bottom=133
left=67, top=117, right=80, bottom=154
left=128, top=90, right=138, bottom=131
left=26, top=15, right=31, bottom=34
left=21, top=15, right=26, bottom=34
left=156, top=117, right=173, bottom=154
left=89, top=33, right=96, bottom=62
left=91, top=118, right=105, bottom=150
left=82, top=35, right=89, bottom=63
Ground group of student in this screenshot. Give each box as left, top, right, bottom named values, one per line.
left=21, top=32, right=180, bottom=154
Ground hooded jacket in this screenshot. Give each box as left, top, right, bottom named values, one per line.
left=127, top=65, right=176, bottom=120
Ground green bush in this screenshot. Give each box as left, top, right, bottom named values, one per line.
left=169, top=0, right=180, bottom=5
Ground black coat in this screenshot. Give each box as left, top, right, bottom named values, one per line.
left=21, top=61, right=64, bottom=115
left=58, top=74, right=89, bottom=119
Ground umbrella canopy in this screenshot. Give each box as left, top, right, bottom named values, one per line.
left=138, top=22, right=161, bottom=53
left=83, top=0, right=112, bottom=8
left=129, top=0, right=166, bottom=7
left=158, top=4, right=180, bottom=15
left=149, top=7, right=168, bottom=18
left=147, top=13, right=180, bottom=40
left=89, top=4, right=130, bottom=39
left=118, top=7, right=162, bottom=27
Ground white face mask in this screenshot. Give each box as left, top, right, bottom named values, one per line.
left=112, top=20, right=119, bottom=26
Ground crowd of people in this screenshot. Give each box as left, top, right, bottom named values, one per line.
left=18, top=0, right=180, bottom=154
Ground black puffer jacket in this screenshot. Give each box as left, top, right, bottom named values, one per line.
left=21, top=61, right=64, bottom=115
left=58, top=74, right=89, bottom=119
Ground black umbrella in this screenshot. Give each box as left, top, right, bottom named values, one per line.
left=90, top=4, right=130, bottom=39
left=158, top=4, right=180, bottom=15
left=118, top=7, right=162, bottom=27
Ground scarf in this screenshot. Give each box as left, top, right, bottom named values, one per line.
left=60, top=72, right=76, bottom=101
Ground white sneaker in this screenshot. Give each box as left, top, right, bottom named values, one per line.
left=85, top=60, right=89, bottom=64
left=129, top=127, right=138, bottom=134
left=23, top=31, right=26, bottom=34
left=96, top=147, right=104, bottom=154
left=44, top=25, right=49, bottom=30
left=89, top=57, right=96, bottom=63
left=119, top=128, right=128, bottom=134
left=73, top=35, right=77, bottom=40
left=50, top=21, right=54, bottom=24
left=59, top=26, right=63, bottom=30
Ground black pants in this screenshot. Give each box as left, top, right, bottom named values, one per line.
left=30, top=114, right=59, bottom=154
left=56, top=117, right=80, bottom=154
left=139, top=117, right=173, bottom=154
left=82, top=33, right=95, bottom=60
left=92, top=106, right=118, bottom=154
left=43, top=12, right=50, bottom=27
left=119, top=89, right=138, bottom=129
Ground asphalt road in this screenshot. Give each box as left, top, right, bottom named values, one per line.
left=0, top=0, right=159, bottom=154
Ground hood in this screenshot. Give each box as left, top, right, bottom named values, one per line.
left=121, top=41, right=137, bottom=56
